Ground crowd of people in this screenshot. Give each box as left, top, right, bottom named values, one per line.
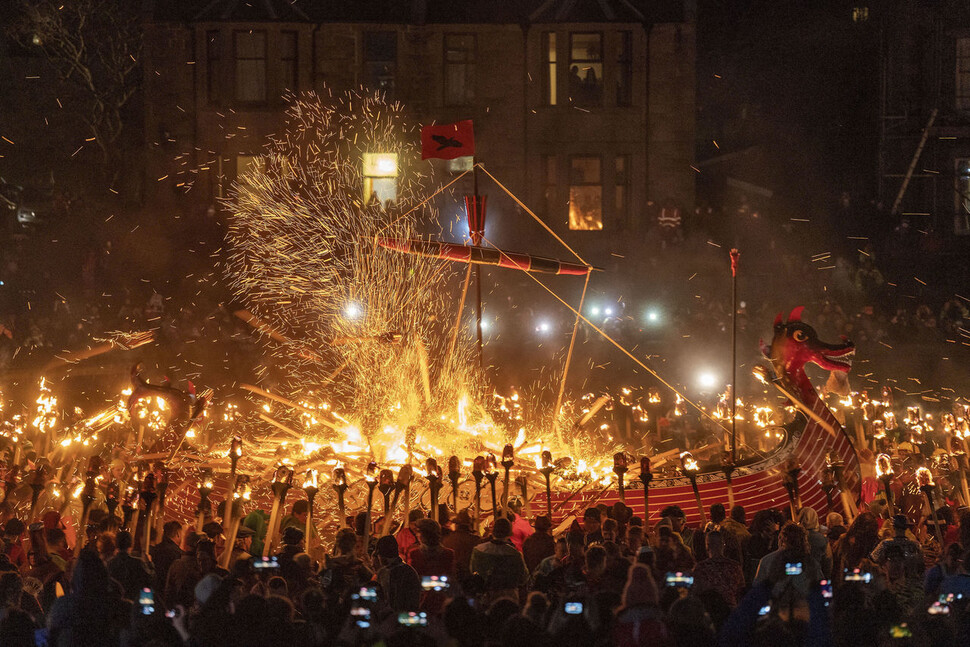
left=2, top=485, right=970, bottom=646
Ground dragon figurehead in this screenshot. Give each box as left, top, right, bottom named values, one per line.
left=764, top=306, right=855, bottom=401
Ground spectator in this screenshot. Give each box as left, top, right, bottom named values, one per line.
left=613, top=564, right=666, bottom=647
left=507, top=498, right=535, bottom=551
left=164, top=531, right=202, bottom=609
left=106, top=529, right=155, bottom=601
left=522, top=515, right=555, bottom=574
left=375, top=534, right=420, bottom=612
left=396, top=509, right=425, bottom=559
left=470, top=517, right=528, bottom=603
left=797, top=507, right=833, bottom=578
left=151, top=521, right=183, bottom=594
left=692, top=531, right=744, bottom=606
left=441, top=510, right=479, bottom=578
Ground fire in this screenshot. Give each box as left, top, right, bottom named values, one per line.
left=875, top=453, right=893, bottom=479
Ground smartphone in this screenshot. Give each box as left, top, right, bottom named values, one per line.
left=422, top=575, right=449, bottom=592
left=665, top=572, right=694, bottom=588
left=758, top=604, right=771, bottom=617
left=928, top=601, right=950, bottom=615
left=397, top=611, right=428, bottom=627
left=844, top=568, right=872, bottom=583
left=820, top=579, right=833, bottom=605
left=352, top=585, right=378, bottom=601
left=564, top=601, right=584, bottom=615
left=890, top=623, right=912, bottom=638
left=785, top=562, right=803, bottom=576
left=351, top=605, right=371, bottom=629
left=637, top=546, right=653, bottom=557
left=165, top=609, right=177, bottom=619
left=138, top=588, right=154, bottom=616
left=253, top=556, right=280, bottom=570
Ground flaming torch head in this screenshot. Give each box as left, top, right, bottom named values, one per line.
left=332, top=466, right=347, bottom=490
left=613, top=452, right=628, bottom=475
left=916, top=467, right=934, bottom=489
left=230, top=435, right=243, bottom=461
left=472, top=455, right=485, bottom=480
left=378, top=468, right=394, bottom=495
left=876, top=453, right=894, bottom=479
left=396, top=464, right=412, bottom=491
left=425, top=457, right=440, bottom=481
left=448, top=455, right=461, bottom=481
left=679, top=451, right=699, bottom=476
left=639, top=456, right=652, bottom=485
left=501, top=444, right=514, bottom=469
left=365, top=461, right=378, bottom=485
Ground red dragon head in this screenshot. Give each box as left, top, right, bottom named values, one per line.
left=764, top=307, right=855, bottom=384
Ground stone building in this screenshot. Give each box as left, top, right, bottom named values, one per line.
left=145, top=0, right=695, bottom=258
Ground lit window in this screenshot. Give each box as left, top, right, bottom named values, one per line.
left=235, top=31, right=267, bottom=102
left=364, top=32, right=397, bottom=96
left=542, top=32, right=557, bottom=106
left=206, top=30, right=221, bottom=105
left=363, top=153, right=398, bottom=205
left=448, top=156, right=474, bottom=174
left=616, top=32, right=633, bottom=107
left=956, top=159, right=970, bottom=234
left=569, top=33, right=603, bottom=107
left=281, top=31, right=298, bottom=93
left=957, top=38, right=970, bottom=111
left=444, top=34, right=476, bottom=106
left=852, top=6, right=869, bottom=22
left=615, top=155, right=630, bottom=224
left=569, top=156, right=602, bottom=230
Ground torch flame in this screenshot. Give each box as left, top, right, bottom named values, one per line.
left=875, top=453, right=893, bottom=479
left=915, top=467, right=934, bottom=488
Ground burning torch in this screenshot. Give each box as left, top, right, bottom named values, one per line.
left=613, top=452, right=628, bottom=502
left=826, top=452, right=856, bottom=523
left=539, top=451, right=554, bottom=519
left=426, top=458, right=442, bottom=523
left=639, top=456, right=653, bottom=522
left=332, top=466, right=348, bottom=528
left=195, top=469, right=214, bottom=533
left=73, top=457, right=99, bottom=557
left=263, top=463, right=294, bottom=558
left=875, top=453, right=895, bottom=517
left=2, top=464, right=19, bottom=504
left=472, top=455, right=485, bottom=530
left=484, top=453, right=499, bottom=521
left=222, top=436, right=243, bottom=548
left=302, top=469, right=320, bottom=552
left=27, top=462, right=48, bottom=523
left=363, top=460, right=378, bottom=546
left=376, top=468, right=394, bottom=537
left=140, top=472, right=157, bottom=556
left=916, top=467, right=944, bottom=546
left=782, top=459, right=802, bottom=521
left=448, top=455, right=461, bottom=513
left=721, top=452, right=736, bottom=509
left=381, top=463, right=412, bottom=537
left=680, top=452, right=706, bottom=525
left=220, top=474, right=250, bottom=569
left=501, top=444, right=514, bottom=512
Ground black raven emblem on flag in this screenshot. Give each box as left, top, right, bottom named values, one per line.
left=432, top=135, right=463, bottom=151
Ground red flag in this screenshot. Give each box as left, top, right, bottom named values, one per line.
left=421, top=120, right=474, bottom=160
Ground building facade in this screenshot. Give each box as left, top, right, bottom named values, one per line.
left=144, top=0, right=695, bottom=258
left=876, top=0, right=970, bottom=238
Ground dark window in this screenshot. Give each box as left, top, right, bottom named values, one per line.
left=444, top=34, right=476, bottom=105
left=235, top=30, right=267, bottom=102
left=616, top=32, right=633, bottom=107
left=958, top=38, right=970, bottom=111
left=569, top=156, right=602, bottom=230
left=615, top=155, right=630, bottom=224
left=206, top=30, right=221, bottom=104
left=364, top=31, right=397, bottom=95
left=568, top=33, right=602, bottom=107
left=543, top=155, right=557, bottom=218
left=542, top=32, right=557, bottom=106
left=281, top=31, right=298, bottom=93
left=956, top=159, right=970, bottom=233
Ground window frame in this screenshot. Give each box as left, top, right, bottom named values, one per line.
left=568, top=155, right=604, bottom=231
left=542, top=32, right=557, bottom=106
left=444, top=33, right=477, bottom=106
left=280, top=30, right=299, bottom=94
left=363, top=31, right=398, bottom=97
left=955, top=158, right=970, bottom=234
left=616, top=31, right=633, bottom=107
left=206, top=30, right=222, bottom=105
left=233, top=29, right=268, bottom=104
left=568, top=32, right=604, bottom=108
left=957, top=38, right=970, bottom=111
